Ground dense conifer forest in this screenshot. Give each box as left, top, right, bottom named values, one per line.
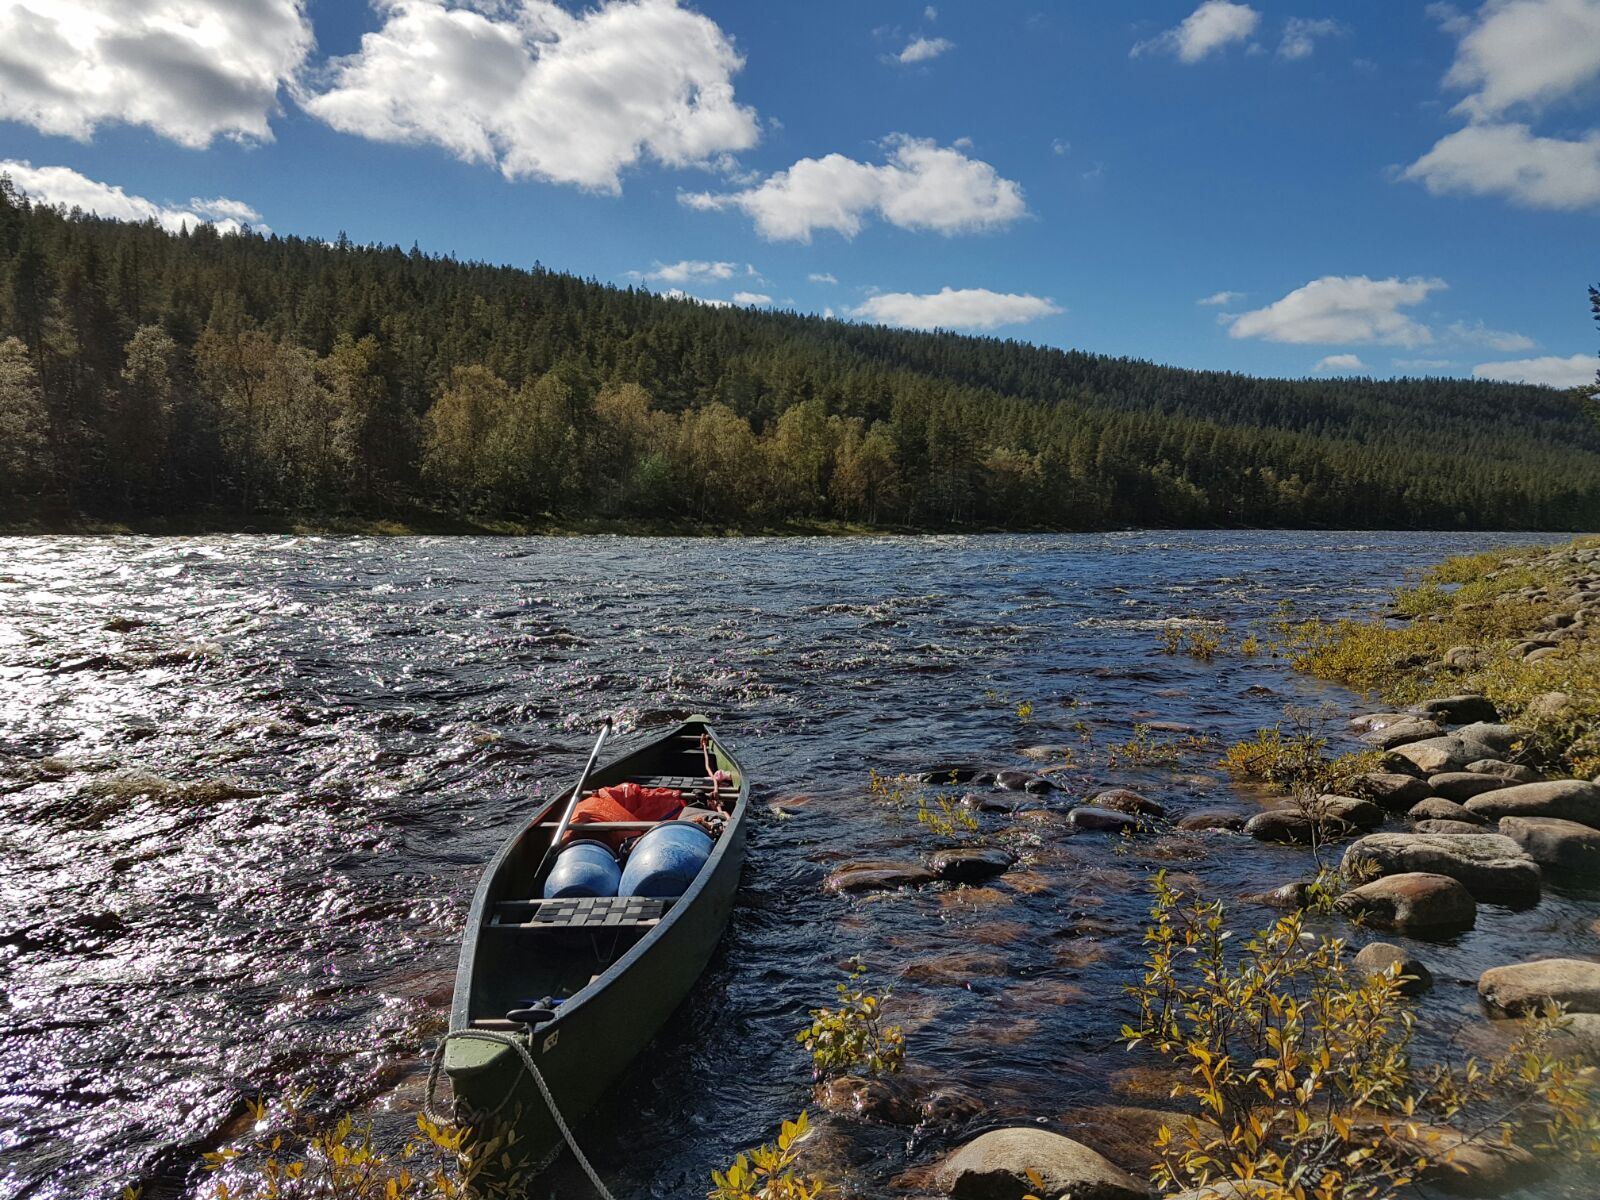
left=1, top=180, right=1596, bottom=532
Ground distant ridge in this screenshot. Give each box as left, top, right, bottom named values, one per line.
left=2, top=183, right=1596, bottom=531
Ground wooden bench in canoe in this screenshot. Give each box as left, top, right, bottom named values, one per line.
left=439, top=716, right=749, bottom=1188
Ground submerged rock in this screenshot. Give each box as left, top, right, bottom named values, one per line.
left=1354, top=941, right=1432, bottom=995
left=1055, top=1106, right=1219, bottom=1177
left=1316, top=794, right=1384, bottom=829
left=1463, top=779, right=1600, bottom=828
left=813, top=1075, right=917, bottom=1125
left=1342, top=833, right=1540, bottom=903
left=824, top=861, right=938, bottom=894
left=1496, top=816, right=1600, bottom=873
left=1335, top=871, right=1475, bottom=933
left=1479, top=958, right=1600, bottom=1016
left=927, top=1127, right=1151, bottom=1200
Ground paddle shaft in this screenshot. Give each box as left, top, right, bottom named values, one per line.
left=535, top=718, right=614, bottom=879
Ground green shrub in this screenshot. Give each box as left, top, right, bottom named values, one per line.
left=796, top=968, right=905, bottom=1079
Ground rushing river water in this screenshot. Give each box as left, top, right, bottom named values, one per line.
left=2, top=530, right=1594, bottom=1200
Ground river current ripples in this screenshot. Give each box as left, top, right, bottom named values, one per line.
left=0, top=531, right=1589, bottom=1200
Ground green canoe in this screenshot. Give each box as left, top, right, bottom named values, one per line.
left=440, top=716, right=749, bottom=1190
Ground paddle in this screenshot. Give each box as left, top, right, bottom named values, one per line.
left=535, top=717, right=614, bottom=881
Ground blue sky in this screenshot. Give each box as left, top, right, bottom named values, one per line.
left=1, top=0, right=1596, bottom=386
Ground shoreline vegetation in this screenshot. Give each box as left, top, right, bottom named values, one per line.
left=4, top=188, right=1600, bottom=538
left=186, top=535, right=1600, bottom=1200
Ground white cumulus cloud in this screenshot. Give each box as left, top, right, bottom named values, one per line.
left=661, top=288, right=731, bottom=308
left=848, top=287, right=1061, bottom=331
left=682, top=134, right=1026, bottom=242
left=1403, top=123, right=1600, bottom=209
left=302, top=0, right=759, bottom=193
left=0, top=0, right=312, bottom=147
left=1313, top=353, right=1366, bottom=371
left=898, top=36, right=952, bottom=64
left=642, top=259, right=740, bottom=284
left=0, top=159, right=265, bottom=234
left=1197, top=290, right=1243, bottom=306
left=1227, top=275, right=1446, bottom=348
left=1446, top=319, right=1537, bottom=351
left=1473, top=353, right=1596, bottom=387
left=732, top=291, right=770, bottom=306
left=808, top=272, right=838, bottom=284
left=1278, top=17, right=1345, bottom=60
left=1132, top=1, right=1260, bottom=63
left=1441, top=0, right=1600, bottom=121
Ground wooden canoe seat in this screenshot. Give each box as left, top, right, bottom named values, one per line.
left=491, top=895, right=667, bottom=930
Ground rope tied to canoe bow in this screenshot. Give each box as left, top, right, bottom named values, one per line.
left=425, top=1029, right=619, bottom=1200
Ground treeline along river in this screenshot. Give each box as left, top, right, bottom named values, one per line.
left=2, top=531, right=1594, bottom=1200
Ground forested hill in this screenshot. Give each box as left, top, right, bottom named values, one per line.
left=1, top=183, right=1597, bottom=532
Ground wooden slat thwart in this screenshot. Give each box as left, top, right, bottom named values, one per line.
left=490, top=895, right=667, bottom=929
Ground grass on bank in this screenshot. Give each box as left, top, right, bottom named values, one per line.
left=1277, top=535, right=1600, bottom=775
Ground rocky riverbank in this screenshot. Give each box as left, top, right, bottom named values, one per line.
left=807, top=536, right=1600, bottom=1200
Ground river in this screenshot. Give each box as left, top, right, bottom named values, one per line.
left=0, top=530, right=1589, bottom=1200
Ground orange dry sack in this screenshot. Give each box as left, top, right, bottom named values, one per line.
left=564, top=783, right=685, bottom=850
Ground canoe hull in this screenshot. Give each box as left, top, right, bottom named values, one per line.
left=442, top=718, right=748, bottom=1187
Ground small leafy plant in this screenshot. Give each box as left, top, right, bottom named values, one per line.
left=709, top=1113, right=830, bottom=1200
left=916, top=793, right=979, bottom=838
left=796, top=967, right=905, bottom=1079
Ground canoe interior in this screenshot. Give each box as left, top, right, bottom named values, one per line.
left=458, top=718, right=744, bottom=1028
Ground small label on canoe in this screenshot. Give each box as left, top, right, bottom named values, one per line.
left=542, top=1029, right=560, bottom=1053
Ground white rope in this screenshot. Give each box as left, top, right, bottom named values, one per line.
left=425, top=1029, right=619, bottom=1200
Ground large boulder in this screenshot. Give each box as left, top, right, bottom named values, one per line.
left=1427, top=772, right=1513, bottom=803
left=928, top=1127, right=1151, bottom=1200
left=1419, top=694, right=1500, bottom=723
left=1342, top=833, right=1540, bottom=903
left=1463, top=779, right=1600, bottom=828
left=824, top=861, right=938, bottom=894
left=1415, top=819, right=1493, bottom=836
left=1497, top=816, right=1600, bottom=874
left=928, top=847, right=1015, bottom=884
left=1353, top=772, right=1433, bottom=811
left=1316, top=794, right=1384, bottom=829
left=1360, top=717, right=1443, bottom=749
left=1354, top=941, right=1432, bottom=995
left=1452, top=722, right=1529, bottom=756
left=1389, top=737, right=1500, bottom=775
left=1335, top=872, right=1476, bottom=933
left=1465, top=759, right=1542, bottom=784
left=1408, top=797, right=1485, bottom=825
left=1479, top=958, right=1600, bottom=1016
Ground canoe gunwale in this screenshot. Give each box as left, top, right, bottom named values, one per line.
left=446, top=716, right=749, bottom=1055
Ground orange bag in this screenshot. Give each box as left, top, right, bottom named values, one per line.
left=564, top=783, right=685, bottom=850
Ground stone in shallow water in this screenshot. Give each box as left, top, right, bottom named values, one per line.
left=1354, top=941, right=1432, bottom=994
left=1069, top=807, right=1140, bottom=833
left=1335, top=871, right=1475, bottom=933
left=1055, top=1105, right=1220, bottom=1177
left=1245, top=808, right=1353, bottom=845
left=1479, top=958, right=1600, bottom=1016
left=1342, top=832, right=1539, bottom=902
left=1497, top=815, right=1600, bottom=873
left=927, top=846, right=1015, bottom=884
left=1175, top=809, right=1246, bottom=832
left=823, top=861, right=938, bottom=894
left=926, top=1127, right=1150, bottom=1200
left=1464, top=779, right=1600, bottom=828
left=1090, top=788, right=1165, bottom=817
